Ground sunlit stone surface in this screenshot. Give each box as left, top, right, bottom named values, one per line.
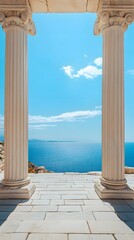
left=0, top=173, right=133, bottom=238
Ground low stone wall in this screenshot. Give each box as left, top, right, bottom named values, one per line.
left=125, top=166, right=134, bottom=174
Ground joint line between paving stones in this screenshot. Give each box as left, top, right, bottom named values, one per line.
left=87, top=220, right=91, bottom=233
left=43, top=212, right=47, bottom=220
left=92, top=211, right=97, bottom=220
left=67, top=233, right=69, bottom=240
left=25, top=232, right=30, bottom=240
left=113, top=234, right=117, bottom=240
left=80, top=206, right=83, bottom=212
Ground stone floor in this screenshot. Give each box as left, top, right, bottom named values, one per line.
left=0, top=173, right=134, bottom=240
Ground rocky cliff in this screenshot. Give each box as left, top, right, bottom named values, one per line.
left=0, top=141, right=4, bottom=172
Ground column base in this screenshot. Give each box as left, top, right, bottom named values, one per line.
left=94, top=180, right=134, bottom=199
left=0, top=182, right=36, bottom=199
left=2, top=177, right=31, bottom=187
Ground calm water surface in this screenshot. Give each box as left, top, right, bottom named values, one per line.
left=28, top=141, right=134, bottom=173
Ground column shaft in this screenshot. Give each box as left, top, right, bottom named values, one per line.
left=101, top=26, right=126, bottom=189
left=3, top=28, right=30, bottom=187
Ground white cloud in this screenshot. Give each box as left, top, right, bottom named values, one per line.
left=62, top=65, right=102, bottom=79
left=62, top=66, right=74, bottom=79
left=0, top=108, right=101, bottom=131
left=94, top=57, right=102, bottom=67
left=29, top=109, right=101, bottom=124
left=29, top=124, right=56, bottom=130
left=62, top=57, right=102, bottom=79
left=74, top=66, right=102, bottom=79
left=127, top=69, right=134, bottom=75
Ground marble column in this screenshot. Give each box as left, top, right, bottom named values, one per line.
left=0, top=10, right=36, bottom=198
left=94, top=11, right=134, bottom=199
left=3, top=27, right=30, bottom=187
left=101, top=25, right=126, bottom=190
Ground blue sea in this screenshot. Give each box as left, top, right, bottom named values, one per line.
left=28, top=141, right=134, bottom=173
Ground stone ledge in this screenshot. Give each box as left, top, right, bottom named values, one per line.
left=125, top=167, right=134, bottom=174
left=95, top=180, right=134, bottom=200
left=0, top=183, right=36, bottom=199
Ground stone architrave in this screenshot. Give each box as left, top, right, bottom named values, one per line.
left=94, top=10, right=134, bottom=199
left=0, top=2, right=36, bottom=198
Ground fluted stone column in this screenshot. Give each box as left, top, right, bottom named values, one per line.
left=0, top=8, right=36, bottom=198
left=101, top=25, right=126, bottom=190
left=94, top=11, right=134, bottom=199
left=3, top=28, right=29, bottom=187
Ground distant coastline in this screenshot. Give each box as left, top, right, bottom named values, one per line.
left=29, top=139, right=77, bottom=143
left=0, top=136, right=134, bottom=144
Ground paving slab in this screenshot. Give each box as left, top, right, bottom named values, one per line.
left=45, top=211, right=95, bottom=221
left=19, top=200, right=33, bottom=205
left=31, top=206, right=58, bottom=212
left=30, top=194, right=41, bottom=200
left=16, top=220, right=90, bottom=233
left=41, top=195, right=61, bottom=200
left=50, top=200, right=64, bottom=205
left=32, top=200, right=50, bottom=205
left=62, top=195, right=88, bottom=200
left=82, top=205, right=112, bottom=212
left=27, top=233, right=67, bottom=240
left=7, top=212, right=46, bottom=221
left=93, top=212, right=120, bottom=221
left=14, top=206, right=32, bottom=212
left=69, top=234, right=115, bottom=240
left=47, top=187, right=82, bottom=190
left=87, top=194, right=100, bottom=200
left=88, top=220, right=133, bottom=234
left=84, top=200, right=104, bottom=205
left=72, top=185, right=85, bottom=188
left=42, top=191, right=86, bottom=194
left=0, top=221, right=21, bottom=233
left=114, top=234, right=134, bottom=240
left=0, top=233, right=28, bottom=240
left=58, top=206, right=82, bottom=212
left=65, top=200, right=84, bottom=206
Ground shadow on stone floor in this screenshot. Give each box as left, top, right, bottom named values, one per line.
left=103, top=199, right=134, bottom=231
left=0, top=199, right=27, bottom=226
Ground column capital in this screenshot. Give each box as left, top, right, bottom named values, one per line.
left=0, top=4, right=35, bottom=35
left=94, top=10, right=134, bottom=35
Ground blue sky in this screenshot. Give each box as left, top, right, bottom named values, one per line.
left=0, top=13, right=134, bottom=142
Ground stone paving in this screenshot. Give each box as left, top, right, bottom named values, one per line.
left=0, top=173, right=134, bottom=240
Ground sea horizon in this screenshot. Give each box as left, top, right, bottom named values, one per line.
left=1, top=136, right=134, bottom=144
